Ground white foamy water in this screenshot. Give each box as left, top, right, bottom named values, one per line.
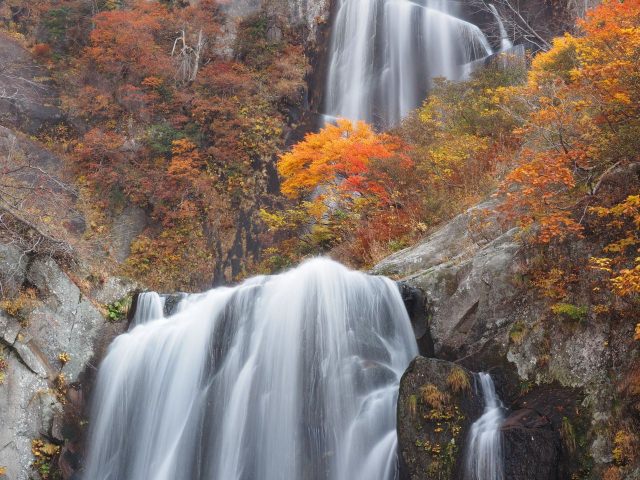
left=465, top=372, right=505, bottom=480
left=84, top=258, right=418, bottom=480
left=129, top=291, right=165, bottom=328
left=325, top=0, right=492, bottom=127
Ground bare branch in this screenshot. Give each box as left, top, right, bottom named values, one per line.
left=171, top=28, right=206, bottom=83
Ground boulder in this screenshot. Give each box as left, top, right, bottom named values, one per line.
left=375, top=202, right=529, bottom=361
left=397, top=356, right=482, bottom=480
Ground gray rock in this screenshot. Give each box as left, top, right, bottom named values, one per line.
left=110, top=206, right=148, bottom=263
left=374, top=200, right=504, bottom=279
left=0, top=354, right=52, bottom=480
left=92, top=275, right=139, bottom=305
left=1, top=253, right=137, bottom=479
left=0, top=33, right=63, bottom=134
left=0, top=243, right=28, bottom=297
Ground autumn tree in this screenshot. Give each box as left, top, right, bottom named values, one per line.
left=498, top=0, right=640, bottom=243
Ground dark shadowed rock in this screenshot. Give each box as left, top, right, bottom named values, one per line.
left=502, top=409, right=561, bottom=480
left=397, top=356, right=482, bottom=480
left=397, top=282, right=433, bottom=357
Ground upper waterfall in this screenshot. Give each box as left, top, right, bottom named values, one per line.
left=324, top=0, right=492, bottom=127
left=84, top=258, right=418, bottom=480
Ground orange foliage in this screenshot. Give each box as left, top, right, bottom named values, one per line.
left=278, top=119, right=408, bottom=203
left=85, top=2, right=170, bottom=81
left=499, top=0, right=640, bottom=243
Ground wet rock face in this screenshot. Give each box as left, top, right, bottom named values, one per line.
left=501, top=409, right=561, bottom=480
left=397, top=357, right=482, bottom=480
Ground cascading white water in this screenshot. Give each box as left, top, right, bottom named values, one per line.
left=465, top=372, right=505, bottom=480
left=488, top=4, right=514, bottom=51
left=84, top=258, right=418, bottom=480
left=129, top=291, right=165, bottom=328
left=324, top=0, right=492, bottom=127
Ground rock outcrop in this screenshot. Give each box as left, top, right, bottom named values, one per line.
left=0, top=245, right=137, bottom=480
left=0, top=32, right=140, bottom=480
left=378, top=199, right=624, bottom=478
left=397, top=357, right=481, bottom=480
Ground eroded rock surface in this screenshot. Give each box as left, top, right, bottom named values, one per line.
left=0, top=245, right=136, bottom=479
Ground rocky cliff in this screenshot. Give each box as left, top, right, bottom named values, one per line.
left=0, top=32, right=140, bottom=479
left=375, top=194, right=639, bottom=479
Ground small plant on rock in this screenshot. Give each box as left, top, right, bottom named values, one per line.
left=446, top=367, right=470, bottom=394
left=551, top=303, right=588, bottom=323
left=104, top=296, right=131, bottom=322
left=57, top=352, right=70, bottom=365
left=31, top=439, right=60, bottom=480
left=419, top=384, right=448, bottom=411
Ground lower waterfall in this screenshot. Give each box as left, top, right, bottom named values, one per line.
left=83, top=258, right=418, bottom=480
left=465, top=373, right=505, bottom=480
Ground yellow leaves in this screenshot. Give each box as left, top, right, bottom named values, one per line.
left=529, top=34, right=579, bottom=86
left=31, top=439, right=60, bottom=458
left=635, top=323, right=640, bottom=341
left=613, top=92, right=632, bottom=104
left=57, top=352, right=70, bottom=365
left=611, top=259, right=640, bottom=297
left=590, top=256, right=613, bottom=274
left=612, top=429, right=637, bottom=466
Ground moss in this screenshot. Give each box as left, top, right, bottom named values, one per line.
left=551, top=303, right=588, bottom=322
left=509, top=320, right=527, bottom=345
left=561, top=416, right=577, bottom=454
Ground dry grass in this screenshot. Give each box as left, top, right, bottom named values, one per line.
left=446, top=367, right=471, bottom=394
left=419, top=384, right=448, bottom=410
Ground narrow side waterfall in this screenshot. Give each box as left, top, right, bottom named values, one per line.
left=130, top=291, right=165, bottom=328
left=465, top=373, right=505, bottom=480
left=84, top=258, right=418, bottom=480
left=325, top=0, right=492, bottom=127
left=489, top=4, right=514, bottom=51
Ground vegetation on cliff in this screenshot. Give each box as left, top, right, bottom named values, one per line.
left=3, top=0, right=309, bottom=290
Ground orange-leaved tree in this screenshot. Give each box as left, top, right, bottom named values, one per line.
left=278, top=118, right=407, bottom=205
left=498, top=0, right=640, bottom=243
left=261, top=119, right=412, bottom=268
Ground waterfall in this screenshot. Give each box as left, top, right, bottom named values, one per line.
left=129, top=291, right=165, bottom=328
left=488, top=4, right=513, bottom=51
left=324, top=0, right=492, bottom=127
left=465, top=372, right=505, bottom=480
left=84, top=258, right=418, bottom=480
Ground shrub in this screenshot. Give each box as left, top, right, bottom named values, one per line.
left=419, top=384, right=448, bottom=410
